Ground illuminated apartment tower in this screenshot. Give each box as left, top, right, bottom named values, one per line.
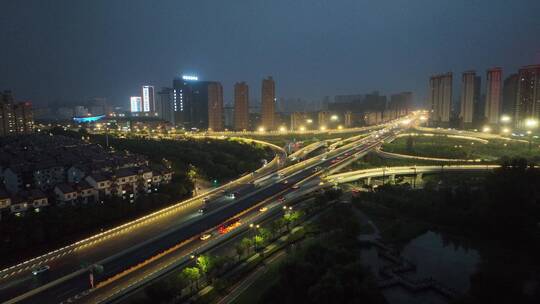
left=0, top=91, right=33, bottom=136
left=515, top=65, right=540, bottom=128
left=460, top=71, right=476, bottom=126
left=208, top=82, right=224, bottom=131
left=130, top=96, right=142, bottom=112
left=485, top=67, right=502, bottom=125
left=261, top=76, right=275, bottom=130
left=429, top=73, right=452, bottom=126
left=141, top=85, right=155, bottom=112
left=234, top=82, right=249, bottom=131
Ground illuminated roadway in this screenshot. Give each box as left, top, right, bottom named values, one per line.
left=1, top=116, right=415, bottom=303
left=0, top=140, right=286, bottom=303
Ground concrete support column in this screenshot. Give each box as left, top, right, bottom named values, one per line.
left=365, top=177, right=371, bottom=186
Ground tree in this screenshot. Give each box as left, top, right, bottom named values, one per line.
left=258, top=227, right=271, bottom=244
left=196, top=255, right=212, bottom=279
left=240, top=237, right=253, bottom=255
left=181, top=267, right=201, bottom=293
left=283, top=210, right=302, bottom=231
left=254, top=235, right=265, bottom=252
left=270, top=220, right=283, bottom=239
left=235, top=242, right=246, bottom=261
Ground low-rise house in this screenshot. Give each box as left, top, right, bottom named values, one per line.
left=113, top=168, right=138, bottom=198
left=54, top=183, right=77, bottom=205
left=27, top=189, right=48, bottom=211
left=85, top=173, right=112, bottom=199
left=34, top=162, right=65, bottom=190
left=3, top=167, right=33, bottom=194
left=138, top=167, right=153, bottom=193
left=0, top=189, right=11, bottom=219
left=75, top=181, right=98, bottom=204
left=10, top=196, right=28, bottom=214
left=67, top=165, right=86, bottom=183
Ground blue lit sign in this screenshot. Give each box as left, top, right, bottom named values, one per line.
left=73, top=115, right=105, bottom=123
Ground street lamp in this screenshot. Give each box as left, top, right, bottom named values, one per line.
left=482, top=126, right=491, bottom=133
left=258, top=126, right=265, bottom=133
left=299, top=126, right=306, bottom=132
left=337, top=125, right=343, bottom=130
left=525, top=118, right=538, bottom=151
left=500, top=115, right=511, bottom=123
left=279, top=126, right=286, bottom=132
left=320, top=125, right=327, bottom=131
left=330, top=115, right=339, bottom=121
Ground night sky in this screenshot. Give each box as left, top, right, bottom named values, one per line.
left=1, top=0, right=539, bottom=107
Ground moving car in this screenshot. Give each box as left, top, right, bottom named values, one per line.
left=200, top=234, right=212, bottom=241
left=32, top=265, right=50, bottom=276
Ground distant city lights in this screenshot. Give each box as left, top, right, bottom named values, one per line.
left=182, top=75, right=198, bottom=81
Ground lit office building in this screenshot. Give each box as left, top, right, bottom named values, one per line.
left=130, top=96, right=142, bottom=112
left=173, top=75, right=222, bottom=130
left=141, top=85, right=155, bottom=112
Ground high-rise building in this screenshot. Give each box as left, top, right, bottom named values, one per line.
left=208, top=82, right=224, bottom=131
left=13, top=102, right=33, bottom=134
left=502, top=73, right=518, bottom=119
left=389, top=92, right=413, bottom=118
left=0, top=91, right=33, bottom=137
left=318, top=111, right=329, bottom=128
left=460, top=71, right=476, bottom=126
left=157, top=87, right=174, bottom=124
left=290, top=112, right=307, bottom=131
left=173, top=75, right=217, bottom=130
left=429, top=73, right=453, bottom=125
left=130, top=96, right=142, bottom=112
left=223, top=105, right=234, bottom=129
left=515, top=65, right=540, bottom=127
left=484, top=68, right=502, bottom=125
left=261, top=76, right=275, bottom=130
left=234, top=82, right=249, bottom=131
left=141, top=85, right=155, bottom=112
left=344, top=111, right=353, bottom=128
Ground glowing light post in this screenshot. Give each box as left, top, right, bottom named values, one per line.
left=525, top=118, right=538, bottom=151
left=249, top=223, right=260, bottom=252
left=500, top=115, right=511, bottom=136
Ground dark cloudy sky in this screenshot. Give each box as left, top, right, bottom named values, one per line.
left=1, top=0, right=539, bottom=107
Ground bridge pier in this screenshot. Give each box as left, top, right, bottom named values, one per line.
left=389, top=174, right=395, bottom=184
left=365, top=177, right=371, bottom=186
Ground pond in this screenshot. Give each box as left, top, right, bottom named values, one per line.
left=379, top=230, right=481, bottom=304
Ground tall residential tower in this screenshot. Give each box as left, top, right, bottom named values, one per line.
left=515, top=65, right=540, bottom=127
left=234, top=82, right=249, bottom=131
left=484, top=67, right=502, bottom=125
left=429, top=73, right=452, bottom=126
left=261, top=76, right=275, bottom=130
left=460, top=71, right=476, bottom=126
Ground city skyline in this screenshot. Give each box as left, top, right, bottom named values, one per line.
left=1, top=0, right=539, bottom=107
